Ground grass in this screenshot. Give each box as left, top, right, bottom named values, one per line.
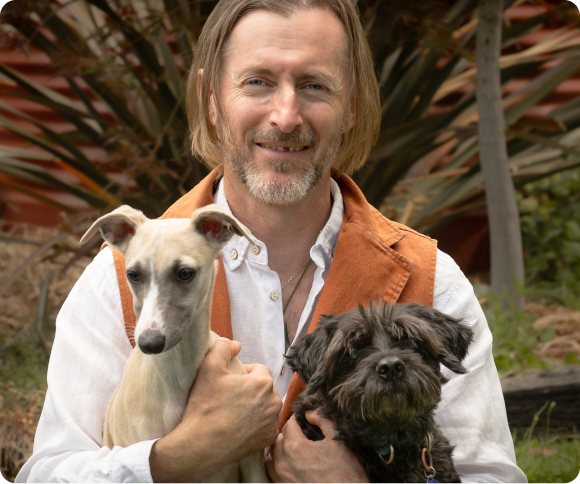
left=514, top=403, right=580, bottom=483
left=0, top=222, right=91, bottom=482
left=0, top=337, right=49, bottom=481
left=479, top=287, right=580, bottom=482
left=516, top=434, right=580, bottom=483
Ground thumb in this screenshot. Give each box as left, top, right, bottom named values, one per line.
left=305, top=410, right=337, bottom=439
left=202, top=337, right=241, bottom=374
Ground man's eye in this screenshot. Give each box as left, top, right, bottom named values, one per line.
left=127, top=271, right=139, bottom=283
left=247, top=79, right=264, bottom=86
left=306, top=83, right=323, bottom=91
left=178, top=269, right=195, bottom=282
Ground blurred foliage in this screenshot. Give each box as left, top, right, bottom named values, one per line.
left=478, top=282, right=580, bottom=376
left=0, top=0, right=217, bottom=220
left=0, top=0, right=578, bottom=228
left=358, top=0, right=580, bottom=230
left=519, top=168, right=580, bottom=301
left=514, top=402, right=580, bottom=483
left=484, top=287, right=557, bottom=376
left=0, top=223, right=90, bottom=482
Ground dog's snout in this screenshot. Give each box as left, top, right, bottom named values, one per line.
left=376, top=357, right=405, bottom=381
left=138, top=329, right=166, bottom=355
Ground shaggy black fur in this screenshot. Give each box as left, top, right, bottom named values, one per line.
left=285, top=302, right=474, bottom=483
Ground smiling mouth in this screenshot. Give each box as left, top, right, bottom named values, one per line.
left=256, top=143, right=309, bottom=152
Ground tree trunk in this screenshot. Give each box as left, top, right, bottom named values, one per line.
left=476, top=0, right=525, bottom=307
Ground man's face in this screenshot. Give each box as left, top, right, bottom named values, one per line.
left=212, top=8, right=355, bottom=205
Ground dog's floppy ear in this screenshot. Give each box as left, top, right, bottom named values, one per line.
left=285, top=314, right=340, bottom=394
left=191, top=204, right=255, bottom=246
left=80, top=205, right=147, bottom=254
left=405, top=303, right=474, bottom=375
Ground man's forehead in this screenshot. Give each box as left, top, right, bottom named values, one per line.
left=226, top=8, right=348, bottom=70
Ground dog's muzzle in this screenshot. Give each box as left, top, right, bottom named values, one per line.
left=376, top=356, right=405, bottom=381
left=138, top=329, right=166, bottom=354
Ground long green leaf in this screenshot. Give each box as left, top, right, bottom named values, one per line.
left=505, top=58, right=580, bottom=126
left=0, top=156, right=108, bottom=208
left=0, top=177, right=77, bottom=214
left=0, top=101, right=111, bottom=185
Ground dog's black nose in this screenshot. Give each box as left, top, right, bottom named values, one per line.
left=138, top=329, right=166, bottom=354
left=376, top=357, right=405, bottom=381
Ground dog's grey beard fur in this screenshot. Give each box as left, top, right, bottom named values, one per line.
left=329, top=355, right=442, bottom=425
left=219, top=124, right=342, bottom=206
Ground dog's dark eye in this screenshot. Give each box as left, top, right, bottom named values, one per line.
left=127, top=271, right=139, bottom=283
left=178, top=268, right=195, bottom=282
left=350, top=340, right=366, bottom=358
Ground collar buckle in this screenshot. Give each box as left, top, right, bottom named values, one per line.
left=376, top=444, right=394, bottom=465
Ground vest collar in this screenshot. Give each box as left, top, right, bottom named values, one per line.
left=160, top=167, right=416, bottom=338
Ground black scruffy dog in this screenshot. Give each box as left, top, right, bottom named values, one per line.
left=285, top=302, right=474, bottom=483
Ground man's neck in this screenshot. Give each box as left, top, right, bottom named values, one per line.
left=222, top=168, right=332, bottom=277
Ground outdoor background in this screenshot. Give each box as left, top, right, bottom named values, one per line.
left=0, top=0, right=579, bottom=481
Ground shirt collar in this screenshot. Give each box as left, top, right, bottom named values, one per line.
left=214, top=177, right=344, bottom=271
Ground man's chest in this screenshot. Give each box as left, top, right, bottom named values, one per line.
left=224, top=256, right=324, bottom=394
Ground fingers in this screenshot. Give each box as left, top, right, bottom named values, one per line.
left=282, top=415, right=307, bottom=441
left=271, top=431, right=284, bottom=457
left=305, top=410, right=337, bottom=439
left=202, top=337, right=241, bottom=374
left=267, top=432, right=286, bottom=482
left=245, top=362, right=273, bottom=377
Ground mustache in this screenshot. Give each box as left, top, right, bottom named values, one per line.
left=246, top=128, right=318, bottom=147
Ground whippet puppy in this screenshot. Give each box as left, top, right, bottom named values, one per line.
left=80, top=204, right=268, bottom=482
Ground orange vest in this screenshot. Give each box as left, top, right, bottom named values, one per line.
left=109, top=168, right=437, bottom=428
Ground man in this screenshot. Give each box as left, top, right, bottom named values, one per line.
left=17, top=0, right=527, bottom=482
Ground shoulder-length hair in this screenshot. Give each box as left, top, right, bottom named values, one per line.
left=186, top=0, right=381, bottom=176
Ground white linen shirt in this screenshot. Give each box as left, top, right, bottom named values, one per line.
left=16, top=180, right=527, bottom=483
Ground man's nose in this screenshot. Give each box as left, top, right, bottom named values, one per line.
left=269, top=86, right=303, bottom=133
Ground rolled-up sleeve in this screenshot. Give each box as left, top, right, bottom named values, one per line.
left=16, top=247, right=156, bottom=483
left=433, top=249, right=527, bottom=483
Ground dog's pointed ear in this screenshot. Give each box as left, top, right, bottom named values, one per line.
left=80, top=205, right=147, bottom=254
left=285, top=314, right=339, bottom=390
left=404, top=303, right=474, bottom=375
left=191, top=204, right=255, bottom=247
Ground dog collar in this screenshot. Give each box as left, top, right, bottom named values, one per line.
left=375, top=433, right=438, bottom=483
left=421, top=433, right=438, bottom=483
left=375, top=444, right=394, bottom=464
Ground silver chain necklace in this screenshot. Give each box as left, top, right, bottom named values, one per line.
left=281, top=256, right=311, bottom=289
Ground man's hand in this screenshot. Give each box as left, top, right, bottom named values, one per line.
left=266, top=411, right=369, bottom=483
left=150, top=337, right=282, bottom=482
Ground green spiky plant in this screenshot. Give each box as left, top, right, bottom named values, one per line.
left=0, top=0, right=217, bottom=220
left=362, top=0, right=580, bottom=233
left=0, top=0, right=579, bottom=229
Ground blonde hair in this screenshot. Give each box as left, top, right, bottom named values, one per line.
left=186, top=0, right=381, bottom=176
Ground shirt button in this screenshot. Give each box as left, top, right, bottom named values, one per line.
left=231, top=249, right=238, bottom=260
left=270, top=291, right=279, bottom=301
left=251, top=245, right=260, bottom=255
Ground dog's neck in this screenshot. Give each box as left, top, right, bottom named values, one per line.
left=342, top=407, right=438, bottom=453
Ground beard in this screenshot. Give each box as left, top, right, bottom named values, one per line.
left=219, top=121, right=343, bottom=206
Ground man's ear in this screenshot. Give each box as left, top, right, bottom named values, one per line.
left=191, top=204, right=254, bottom=246
left=80, top=205, right=147, bottom=254
left=343, top=95, right=356, bottom=132
left=198, top=68, right=217, bottom=126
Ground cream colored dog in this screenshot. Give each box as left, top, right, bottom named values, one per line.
left=80, top=204, right=268, bottom=483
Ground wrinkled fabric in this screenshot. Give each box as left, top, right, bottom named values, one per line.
left=16, top=182, right=525, bottom=483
